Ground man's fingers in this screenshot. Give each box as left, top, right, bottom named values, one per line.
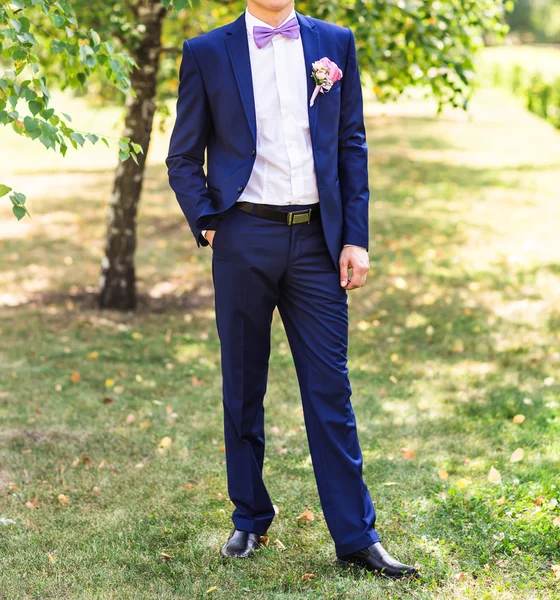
left=339, top=255, right=349, bottom=287
left=340, top=247, right=369, bottom=290
left=346, top=265, right=368, bottom=290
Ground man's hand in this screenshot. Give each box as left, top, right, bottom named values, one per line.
left=205, top=230, right=216, bottom=247
left=339, top=245, right=369, bottom=290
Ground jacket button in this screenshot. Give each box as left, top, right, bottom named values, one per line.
left=237, top=186, right=243, bottom=193
left=252, top=150, right=256, bottom=156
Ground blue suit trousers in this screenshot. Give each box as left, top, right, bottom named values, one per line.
left=211, top=204, right=380, bottom=557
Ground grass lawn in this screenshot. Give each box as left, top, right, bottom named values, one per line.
left=1, top=84, right=560, bottom=599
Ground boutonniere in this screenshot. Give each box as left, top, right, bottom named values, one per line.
left=310, top=57, right=343, bottom=107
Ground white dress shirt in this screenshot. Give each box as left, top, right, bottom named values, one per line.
left=241, top=7, right=319, bottom=207
left=202, top=7, right=319, bottom=240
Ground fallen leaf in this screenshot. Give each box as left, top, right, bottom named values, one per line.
left=57, top=494, right=70, bottom=506
left=70, top=371, right=81, bottom=383
left=47, top=553, right=56, bottom=564
left=139, top=422, right=152, bottom=429
left=455, top=572, right=467, bottom=580
left=552, top=565, right=560, bottom=579
left=549, top=498, right=558, bottom=508
left=160, top=552, right=172, bottom=561
left=297, top=509, right=314, bottom=522
left=535, top=495, right=545, bottom=506
left=401, top=448, right=415, bottom=460
left=132, top=332, right=143, bottom=340
left=183, top=483, right=195, bottom=490
left=273, top=504, right=280, bottom=515
left=259, top=535, right=270, bottom=548
left=553, top=516, right=560, bottom=527
left=270, top=426, right=281, bottom=435
left=102, top=397, right=114, bottom=404
left=159, top=437, right=172, bottom=449
left=87, top=351, right=99, bottom=360
left=512, top=414, right=525, bottom=424
left=206, top=587, right=217, bottom=594
left=92, top=487, right=101, bottom=495
left=383, top=481, right=399, bottom=486
left=126, top=414, right=135, bottom=425
left=114, top=385, right=124, bottom=395
left=510, top=448, right=524, bottom=463
left=452, top=339, right=464, bottom=354
left=488, top=466, right=501, bottom=484
left=497, top=496, right=506, bottom=505
left=456, top=478, right=472, bottom=489
left=301, top=573, right=316, bottom=581
left=275, top=539, right=286, bottom=550
left=438, top=470, right=449, bottom=480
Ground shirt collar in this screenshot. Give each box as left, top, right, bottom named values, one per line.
left=245, top=6, right=297, bottom=36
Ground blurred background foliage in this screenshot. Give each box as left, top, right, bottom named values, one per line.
left=3, top=0, right=559, bottom=310
left=506, top=0, right=560, bottom=43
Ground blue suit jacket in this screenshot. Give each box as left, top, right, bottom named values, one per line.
left=166, top=11, right=369, bottom=271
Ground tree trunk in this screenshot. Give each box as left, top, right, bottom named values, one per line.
left=99, top=0, right=166, bottom=310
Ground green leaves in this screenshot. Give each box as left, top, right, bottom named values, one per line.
left=9, top=190, right=29, bottom=221
left=1, top=0, right=142, bottom=220
left=161, top=0, right=193, bottom=10
left=300, top=0, right=507, bottom=108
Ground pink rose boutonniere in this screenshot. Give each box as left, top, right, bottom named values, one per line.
left=310, top=57, right=343, bottom=107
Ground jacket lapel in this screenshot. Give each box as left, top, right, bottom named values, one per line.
left=225, top=12, right=257, bottom=145
left=297, top=12, right=320, bottom=147
left=225, top=11, right=320, bottom=148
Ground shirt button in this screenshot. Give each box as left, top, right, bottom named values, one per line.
left=237, top=186, right=243, bottom=193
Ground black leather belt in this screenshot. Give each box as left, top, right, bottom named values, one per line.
left=236, top=201, right=320, bottom=225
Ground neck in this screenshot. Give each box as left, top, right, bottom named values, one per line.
left=246, top=1, right=295, bottom=27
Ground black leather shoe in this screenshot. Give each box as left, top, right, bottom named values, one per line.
left=220, top=528, right=262, bottom=558
left=337, top=542, right=418, bottom=579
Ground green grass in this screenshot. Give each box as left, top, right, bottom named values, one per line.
left=1, top=85, right=560, bottom=599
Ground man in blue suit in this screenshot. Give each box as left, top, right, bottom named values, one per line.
left=166, top=0, right=417, bottom=578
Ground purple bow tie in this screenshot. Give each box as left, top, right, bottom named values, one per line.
left=253, top=16, right=300, bottom=49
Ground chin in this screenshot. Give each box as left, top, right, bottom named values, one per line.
left=255, top=1, right=294, bottom=12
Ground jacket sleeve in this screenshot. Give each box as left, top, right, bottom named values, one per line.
left=337, top=28, right=369, bottom=251
left=166, top=39, right=213, bottom=248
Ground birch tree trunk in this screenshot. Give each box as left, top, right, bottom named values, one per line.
left=99, top=0, right=166, bottom=310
